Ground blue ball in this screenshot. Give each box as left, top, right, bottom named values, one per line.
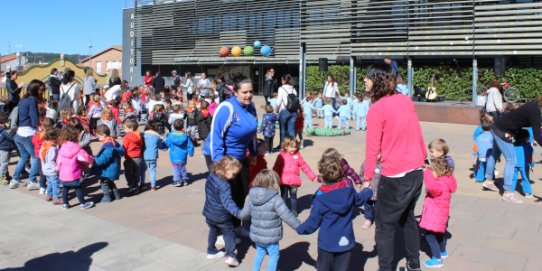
left=260, top=45, right=272, bottom=57
left=253, top=40, right=261, bottom=48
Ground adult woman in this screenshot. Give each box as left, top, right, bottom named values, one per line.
left=6, top=71, right=23, bottom=113
left=485, top=78, right=504, bottom=119
left=262, top=68, right=276, bottom=105
left=144, top=70, right=154, bottom=87
left=9, top=80, right=44, bottom=190
left=322, top=74, right=338, bottom=110
left=58, top=69, right=81, bottom=113
left=108, top=69, right=122, bottom=88
left=203, top=75, right=258, bottom=228
left=274, top=74, right=298, bottom=143
left=83, top=68, right=96, bottom=107
left=183, top=72, right=195, bottom=101
left=362, top=64, right=426, bottom=271
left=483, top=99, right=542, bottom=203
left=197, top=72, right=212, bottom=98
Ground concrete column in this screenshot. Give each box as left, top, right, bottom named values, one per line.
left=407, top=58, right=413, bottom=97
left=299, top=42, right=306, bottom=100
left=472, top=57, right=478, bottom=106
left=350, top=56, right=356, bottom=97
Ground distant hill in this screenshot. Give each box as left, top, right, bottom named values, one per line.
left=24, top=52, right=88, bottom=64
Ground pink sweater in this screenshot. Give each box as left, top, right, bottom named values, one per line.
left=364, top=94, right=426, bottom=179
left=419, top=169, right=457, bottom=233
left=273, top=151, right=317, bottom=187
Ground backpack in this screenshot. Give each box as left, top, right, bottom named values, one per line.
left=283, top=87, right=300, bottom=113
left=58, top=83, right=75, bottom=111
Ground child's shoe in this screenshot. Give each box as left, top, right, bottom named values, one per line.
left=52, top=199, right=62, bottom=205
left=206, top=251, right=225, bottom=260
left=406, top=259, right=421, bottom=271
left=27, top=182, right=40, bottom=191
left=440, top=251, right=448, bottom=259
left=8, top=180, right=19, bottom=189
left=482, top=180, right=499, bottom=192
left=113, top=189, right=122, bottom=200
left=39, top=187, right=46, bottom=195
left=525, top=193, right=533, bottom=199
left=173, top=181, right=181, bottom=187
left=362, top=219, right=373, bottom=230
left=45, top=195, right=52, bottom=202
left=101, top=195, right=112, bottom=203
left=423, top=257, right=443, bottom=268
left=502, top=192, right=523, bottom=204
left=62, top=204, right=69, bottom=210
left=80, top=202, right=94, bottom=210
left=224, top=257, right=239, bottom=267
left=150, top=187, right=156, bottom=192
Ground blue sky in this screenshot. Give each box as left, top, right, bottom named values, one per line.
left=1, top=0, right=127, bottom=56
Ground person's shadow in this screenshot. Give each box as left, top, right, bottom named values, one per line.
left=277, top=242, right=316, bottom=270
left=0, top=242, right=108, bottom=271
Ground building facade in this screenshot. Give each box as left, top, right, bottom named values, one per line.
left=81, top=46, right=123, bottom=78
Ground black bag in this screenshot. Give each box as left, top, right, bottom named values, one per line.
left=283, top=87, right=300, bottom=113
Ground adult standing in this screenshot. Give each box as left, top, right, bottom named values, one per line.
left=197, top=72, right=212, bottom=98
left=83, top=68, right=97, bottom=107
left=263, top=68, right=277, bottom=105
left=171, top=70, right=182, bottom=91
left=485, top=78, right=504, bottom=119
left=275, top=74, right=298, bottom=143
left=47, top=68, right=61, bottom=101
left=9, top=80, right=44, bottom=190
left=183, top=72, right=195, bottom=101
left=6, top=71, right=23, bottom=113
left=217, top=77, right=233, bottom=103
left=322, top=74, right=338, bottom=110
left=108, top=69, right=122, bottom=88
left=153, top=70, right=166, bottom=95
left=384, top=56, right=400, bottom=76
left=143, top=70, right=154, bottom=88
left=58, top=69, right=81, bottom=113
left=482, top=100, right=542, bottom=203
left=363, top=64, right=426, bottom=271
left=203, top=75, right=258, bottom=229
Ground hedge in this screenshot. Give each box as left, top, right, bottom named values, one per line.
left=305, top=65, right=542, bottom=101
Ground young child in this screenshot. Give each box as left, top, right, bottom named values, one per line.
left=122, top=101, right=137, bottom=120
left=318, top=98, right=337, bottom=129
left=197, top=100, right=212, bottom=142
left=248, top=139, right=268, bottom=186
left=69, top=117, right=93, bottom=156
left=313, top=92, right=324, bottom=118
left=123, top=118, right=145, bottom=194
left=351, top=94, right=359, bottom=120
left=428, top=138, right=455, bottom=173
left=163, top=119, right=194, bottom=187
left=202, top=156, right=243, bottom=267
left=273, top=137, right=317, bottom=216
left=513, top=129, right=535, bottom=199
left=98, top=106, right=119, bottom=138
left=40, top=129, right=60, bottom=204
left=168, top=104, right=185, bottom=128
left=208, top=94, right=218, bottom=117
left=337, top=99, right=351, bottom=129
left=46, top=100, right=58, bottom=121
left=0, top=112, right=13, bottom=185
left=474, top=117, right=494, bottom=182
left=32, top=118, right=55, bottom=194
left=302, top=95, right=316, bottom=128
left=110, top=99, right=123, bottom=124
left=92, top=125, right=124, bottom=202
left=240, top=169, right=301, bottom=271
left=297, top=156, right=373, bottom=271
left=420, top=157, right=457, bottom=268
left=295, top=108, right=305, bottom=148
left=355, top=92, right=371, bottom=131
left=131, top=90, right=143, bottom=121
left=87, top=94, right=103, bottom=136
left=143, top=121, right=165, bottom=191
left=259, top=105, right=278, bottom=155
left=185, top=100, right=199, bottom=146
left=151, top=104, right=168, bottom=135
left=57, top=126, right=94, bottom=210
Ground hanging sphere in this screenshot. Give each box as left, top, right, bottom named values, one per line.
left=243, top=46, right=254, bottom=56
left=253, top=40, right=261, bottom=48
left=218, top=47, right=229, bottom=57
left=231, top=46, right=242, bottom=57
left=260, top=45, right=272, bottom=57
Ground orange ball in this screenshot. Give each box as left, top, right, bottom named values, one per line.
left=231, top=46, right=242, bottom=57
left=219, top=47, right=229, bottom=57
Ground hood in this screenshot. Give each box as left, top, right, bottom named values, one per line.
left=316, top=185, right=355, bottom=215
left=169, top=132, right=189, bottom=147
left=249, top=187, right=279, bottom=206
left=144, top=130, right=163, bottom=140
left=282, top=85, right=295, bottom=92
left=443, top=175, right=458, bottom=193
left=59, top=141, right=82, bottom=159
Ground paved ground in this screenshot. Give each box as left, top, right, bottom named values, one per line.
left=2, top=96, right=542, bottom=270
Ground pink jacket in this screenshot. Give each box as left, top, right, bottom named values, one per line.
left=419, top=169, right=457, bottom=233
left=273, top=151, right=316, bottom=187
left=57, top=141, right=94, bottom=182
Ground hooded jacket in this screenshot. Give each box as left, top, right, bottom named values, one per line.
left=40, top=142, right=58, bottom=176
left=273, top=151, right=317, bottom=187
left=240, top=187, right=301, bottom=245
left=143, top=130, right=164, bottom=160
left=419, top=169, right=457, bottom=233
left=163, top=131, right=194, bottom=164
left=0, top=127, right=13, bottom=151
left=196, top=109, right=212, bottom=140
left=297, top=180, right=373, bottom=252
left=202, top=172, right=241, bottom=223
left=56, top=141, right=94, bottom=182
left=92, top=139, right=125, bottom=181
left=123, top=131, right=143, bottom=159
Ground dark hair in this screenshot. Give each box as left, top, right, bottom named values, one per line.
left=26, top=79, right=45, bottom=98
left=59, top=126, right=79, bottom=142
left=49, top=100, right=58, bottom=110
left=327, top=74, right=335, bottom=83
left=96, top=124, right=111, bottom=136
left=233, top=75, right=252, bottom=92
left=6, top=71, right=17, bottom=79
left=42, top=118, right=55, bottom=131
left=173, top=119, right=184, bottom=131
left=366, top=64, right=397, bottom=103
left=44, top=128, right=59, bottom=141
left=123, top=118, right=139, bottom=130
left=68, top=117, right=84, bottom=132
left=318, top=156, right=344, bottom=183
left=0, top=112, right=9, bottom=125
left=281, top=74, right=292, bottom=85
left=200, top=100, right=209, bottom=109
left=145, top=120, right=158, bottom=131
left=51, top=68, right=58, bottom=75
left=516, top=129, right=530, bottom=143
left=481, top=118, right=492, bottom=131
left=186, top=72, right=192, bottom=78
left=489, top=78, right=501, bottom=89
left=62, top=69, right=75, bottom=84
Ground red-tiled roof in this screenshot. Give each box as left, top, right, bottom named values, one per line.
left=0, top=54, right=17, bottom=63
left=80, top=46, right=123, bottom=63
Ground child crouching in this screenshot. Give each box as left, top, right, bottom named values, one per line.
left=92, top=125, right=124, bottom=202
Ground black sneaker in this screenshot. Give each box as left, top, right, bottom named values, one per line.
left=406, top=259, right=422, bottom=271
left=172, top=181, right=181, bottom=187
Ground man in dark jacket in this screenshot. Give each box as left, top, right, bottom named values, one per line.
left=153, top=70, right=166, bottom=95
left=262, top=68, right=277, bottom=105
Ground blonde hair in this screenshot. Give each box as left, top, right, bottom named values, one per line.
left=430, top=157, right=452, bottom=177
left=428, top=138, right=449, bottom=156
left=252, top=169, right=280, bottom=190
left=211, top=156, right=242, bottom=180
left=102, top=106, right=112, bottom=117
left=321, top=147, right=342, bottom=161
left=281, top=137, right=298, bottom=152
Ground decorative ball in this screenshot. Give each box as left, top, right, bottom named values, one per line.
left=243, top=46, right=254, bottom=56
left=218, top=47, right=229, bottom=57
left=260, top=45, right=272, bottom=57
left=231, top=46, right=242, bottom=57
left=253, top=40, right=261, bottom=48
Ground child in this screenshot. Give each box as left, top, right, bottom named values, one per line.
left=168, top=104, right=184, bottom=128
left=297, top=156, right=373, bottom=271
left=259, top=105, right=278, bottom=155
left=163, top=119, right=194, bottom=187
left=302, top=95, right=316, bottom=128
left=197, top=100, right=212, bottom=142
left=32, top=118, right=55, bottom=194
left=202, top=156, right=243, bottom=267
left=337, top=99, right=351, bottom=129
left=184, top=100, right=199, bottom=146
left=123, top=101, right=137, bottom=120
left=513, top=129, right=535, bottom=199
left=41, top=129, right=61, bottom=204
left=420, top=157, right=457, bottom=268
left=143, top=121, right=165, bottom=191
left=131, top=90, right=143, bottom=121
left=151, top=104, right=168, bottom=135
left=317, top=98, right=337, bottom=129
left=355, top=92, right=371, bottom=131
left=428, top=138, right=455, bottom=173
left=273, top=137, right=317, bottom=216
left=98, top=106, right=119, bottom=138
left=248, top=140, right=268, bottom=185
left=295, top=108, right=305, bottom=148
left=87, top=94, right=103, bottom=136
left=123, top=118, right=145, bottom=194
left=110, top=99, right=122, bottom=124
left=474, top=117, right=493, bottom=182
left=69, top=117, right=93, bottom=156
left=313, top=92, right=324, bottom=118
left=57, top=126, right=94, bottom=210
left=472, top=112, right=494, bottom=141
left=92, top=125, right=124, bottom=202
left=240, top=169, right=301, bottom=271
left=0, top=112, right=13, bottom=185
left=46, top=100, right=58, bottom=121
left=208, top=94, right=218, bottom=116
left=351, top=94, right=359, bottom=120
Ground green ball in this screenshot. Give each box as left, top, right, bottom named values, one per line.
left=243, top=46, right=254, bottom=56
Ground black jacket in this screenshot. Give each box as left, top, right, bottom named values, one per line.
left=6, top=78, right=21, bottom=104
left=153, top=76, right=166, bottom=93
left=217, top=83, right=233, bottom=102
left=109, top=77, right=122, bottom=88
left=263, top=77, right=276, bottom=97
left=48, top=76, right=61, bottom=95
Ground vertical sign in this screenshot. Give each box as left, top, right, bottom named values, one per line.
left=129, top=12, right=136, bottom=83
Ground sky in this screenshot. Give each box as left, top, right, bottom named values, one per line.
left=0, top=0, right=127, bottom=56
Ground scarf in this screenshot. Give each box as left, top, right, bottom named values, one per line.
left=39, top=140, right=55, bottom=161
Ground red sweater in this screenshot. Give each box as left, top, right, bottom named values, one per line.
left=123, top=131, right=143, bottom=158
left=364, top=94, right=426, bottom=179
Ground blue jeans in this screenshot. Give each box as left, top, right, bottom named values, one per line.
left=206, top=219, right=236, bottom=258
left=485, top=131, right=516, bottom=192
left=62, top=180, right=85, bottom=205
left=13, top=134, right=39, bottom=183
left=303, top=114, right=312, bottom=128
left=356, top=116, right=366, bottom=130
left=364, top=200, right=376, bottom=221
left=46, top=175, right=60, bottom=199
left=324, top=116, right=333, bottom=129
left=512, top=166, right=532, bottom=194
left=279, top=110, right=298, bottom=142
left=424, top=230, right=447, bottom=260
left=172, top=163, right=188, bottom=183
left=144, top=160, right=157, bottom=187
left=338, top=117, right=349, bottom=129
left=254, top=242, right=279, bottom=271
left=475, top=160, right=487, bottom=182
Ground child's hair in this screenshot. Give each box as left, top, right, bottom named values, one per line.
left=321, top=147, right=342, bottom=161
left=0, top=112, right=8, bottom=125
left=265, top=105, right=274, bottom=113
left=123, top=118, right=139, bottom=130
left=59, top=126, right=79, bottom=142
left=96, top=124, right=111, bottom=136
left=210, top=156, right=242, bottom=179
left=173, top=119, right=184, bottom=131
left=49, top=100, right=58, bottom=110
left=252, top=169, right=280, bottom=190
left=430, top=157, right=452, bottom=177
left=155, top=93, right=162, bottom=101
left=102, top=106, right=112, bottom=117
left=481, top=117, right=492, bottom=131
left=44, top=128, right=59, bottom=140
left=318, top=156, right=344, bottom=183
left=38, top=107, right=47, bottom=118
left=145, top=120, right=158, bottom=131
left=428, top=138, right=449, bottom=156
left=69, top=117, right=84, bottom=132
left=111, top=99, right=121, bottom=108
left=324, top=98, right=331, bottom=105
left=42, top=118, right=55, bottom=131
left=200, top=100, right=209, bottom=110
left=305, top=95, right=313, bottom=102
left=281, top=136, right=298, bottom=151
left=505, top=102, right=522, bottom=112
left=516, top=129, right=530, bottom=143
left=172, top=104, right=181, bottom=113
left=153, top=104, right=165, bottom=113
left=341, top=99, right=347, bottom=105
left=92, top=94, right=101, bottom=102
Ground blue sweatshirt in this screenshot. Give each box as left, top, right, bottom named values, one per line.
left=356, top=99, right=370, bottom=117
left=259, top=113, right=278, bottom=138
left=337, top=105, right=351, bottom=119
left=143, top=130, right=165, bottom=160
left=203, top=97, right=258, bottom=161
left=202, top=172, right=241, bottom=223
left=302, top=101, right=316, bottom=117
left=475, top=131, right=493, bottom=161
left=313, top=97, right=323, bottom=109
left=92, top=140, right=124, bottom=181
left=318, top=104, right=337, bottom=117
left=163, top=131, right=194, bottom=165
left=472, top=125, right=483, bottom=141
left=515, top=142, right=534, bottom=169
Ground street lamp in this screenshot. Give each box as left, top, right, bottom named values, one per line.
left=88, top=39, right=93, bottom=69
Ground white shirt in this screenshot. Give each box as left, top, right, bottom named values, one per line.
left=197, top=78, right=211, bottom=96
left=323, top=81, right=338, bottom=98
left=147, top=99, right=164, bottom=113
left=486, top=87, right=503, bottom=113
left=184, top=78, right=195, bottom=94
left=275, top=85, right=297, bottom=113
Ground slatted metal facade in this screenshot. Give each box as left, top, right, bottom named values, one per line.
left=128, top=0, right=542, bottom=65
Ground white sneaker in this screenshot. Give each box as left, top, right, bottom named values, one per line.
left=39, top=187, right=46, bottom=195
left=215, top=235, right=225, bottom=246
left=9, top=181, right=20, bottom=189
left=27, top=182, right=40, bottom=191
left=502, top=192, right=523, bottom=204
left=225, top=257, right=239, bottom=267
left=206, top=251, right=225, bottom=260
left=482, top=180, right=499, bottom=192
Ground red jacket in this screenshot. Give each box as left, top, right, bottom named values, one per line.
left=111, top=106, right=122, bottom=124
left=295, top=114, right=304, bottom=132
left=121, top=90, right=132, bottom=103
left=273, top=151, right=316, bottom=187
left=123, top=131, right=143, bottom=158
left=249, top=154, right=267, bottom=185
left=364, top=94, right=426, bottom=179
left=31, top=131, right=45, bottom=158
left=419, top=169, right=457, bottom=233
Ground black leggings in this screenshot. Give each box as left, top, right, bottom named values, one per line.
left=62, top=184, right=85, bottom=205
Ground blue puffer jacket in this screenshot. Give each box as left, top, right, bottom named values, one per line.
left=163, top=131, right=194, bottom=164
left=92, top=139, right=124, bottom=181
left=143, top=130, right=164, bottom=160
left=0, top=127, right=14, bottom=151
left=202, top=172, right=241, bottom=223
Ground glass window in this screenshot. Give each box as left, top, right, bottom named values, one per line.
left=96, top=61, right=102, bottom=74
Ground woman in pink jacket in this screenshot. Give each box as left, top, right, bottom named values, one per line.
left=273, top=137, right=317, bottom=216
left=57, top=126, right=95, bottom=210
left=420, top=158, right=457, bottom=268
